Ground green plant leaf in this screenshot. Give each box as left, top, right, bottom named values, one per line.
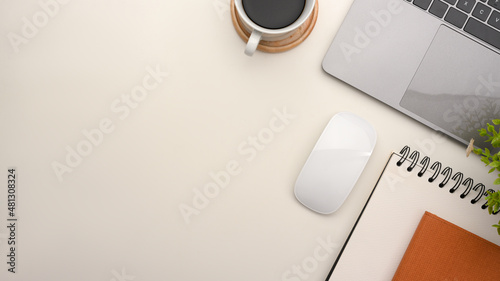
left=482, top=156, right=491, bottom=165
left=493, top=119, right=500, bottom=125
left=494, top=153, right=500, bottom=161
left=488, top=123, right=495, bottom=133
left=492, top=137, right=500, bottom=147
left=490, top=161, right=500, bottom=168
left=494, top=221, right=500, bottom=236
left=485, top=190, right=500, bottom=216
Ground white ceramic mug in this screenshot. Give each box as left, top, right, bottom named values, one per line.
left=234, top=0, right=316, bottom=56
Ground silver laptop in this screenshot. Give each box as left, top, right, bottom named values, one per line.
left=322, top=0, right=500, bottom=149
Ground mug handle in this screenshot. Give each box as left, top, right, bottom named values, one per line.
left=244, top=30, right=262, bottom=56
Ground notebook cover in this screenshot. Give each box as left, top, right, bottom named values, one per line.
left=392, top=211, right=500, bottom=281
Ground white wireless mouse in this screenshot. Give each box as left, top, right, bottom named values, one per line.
left=294, top=112, right=377, bottom=214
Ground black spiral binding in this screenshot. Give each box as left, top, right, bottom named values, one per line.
left=397, top=146, right=499, bottom=215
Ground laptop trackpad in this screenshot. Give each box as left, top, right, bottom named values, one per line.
left=400, top=25, right=500, bottom=143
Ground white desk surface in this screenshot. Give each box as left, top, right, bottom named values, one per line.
left=0, top=1, right=497, bottom=280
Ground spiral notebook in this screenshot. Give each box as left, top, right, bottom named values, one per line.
left=326, top=146, right=500, bottom=281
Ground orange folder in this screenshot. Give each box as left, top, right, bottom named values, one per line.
left=392, top=211, right=500, bottom=280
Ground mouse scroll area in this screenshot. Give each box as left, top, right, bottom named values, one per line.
left=294, top=112, right=376, bottom=214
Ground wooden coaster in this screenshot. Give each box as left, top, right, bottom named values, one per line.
left=231, top=0, right=318, bottom=53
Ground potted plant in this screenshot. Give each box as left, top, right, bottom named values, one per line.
left=467, top=120, right=500, bottom=235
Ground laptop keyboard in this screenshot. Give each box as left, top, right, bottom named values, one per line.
left=409, top=0, right=500, bottom=50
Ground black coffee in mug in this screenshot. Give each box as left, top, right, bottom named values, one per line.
left=242, top=0, right=306, bottom=29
